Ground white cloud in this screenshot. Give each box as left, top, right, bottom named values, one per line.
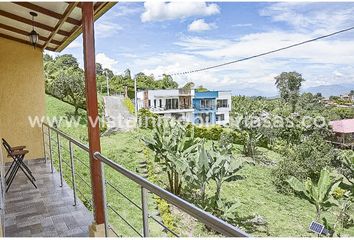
left=174, top=36, right=231, bottom=50
left=141, top=1, right=220, bottom=22
left=232, top=23, right=252, bottom=27
left=96, top=53, right=118, bottom=72
left=260, top=3, right=354, bottom=33
left=333, top=70, right=343, bottom=77
left=95, top=21, right=123, bottom=38
left=188, top=19, right=216, bottom=32
left=66, top=39, right=81, bottom=49
left=131, top=28, right=354, bottom=95
left=112, top=4, right=141, bottom=17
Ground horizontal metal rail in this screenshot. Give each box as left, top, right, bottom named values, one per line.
left=106, top=180, right=141, bottom=210
left=43, top=123, right=89, bottom=152
left=106, top=180, right=180, bottom=237
left=149, top=214, right=179, bottom=237
left=94, top=152, right=249, bottom=237
left=107, top=204, right=142, bottom=237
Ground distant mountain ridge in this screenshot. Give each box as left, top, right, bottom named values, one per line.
left=304, top=84, right=354, bottom=97
left=230, top=83, right=354, bottom=97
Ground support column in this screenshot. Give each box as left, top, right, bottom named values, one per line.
left=81, top=2, right=106, bottom=231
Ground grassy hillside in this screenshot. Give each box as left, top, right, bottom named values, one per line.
left=45, top=94, right=354, bottom=237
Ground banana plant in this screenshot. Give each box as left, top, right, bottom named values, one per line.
left=208, top=143, right=248, bottom=202
left=287, top=169, right=342, bottom=221
left=337, top=150, right=354, bottom=196
left=143, top=120, right=199, bottom=195
left=190, top=142, right=211, bottom=202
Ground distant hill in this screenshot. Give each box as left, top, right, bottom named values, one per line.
left=304, top=84, right=354, bottom=97
left=229, top=84, right=354, bottom=98
left=232, top=87, right=277, bottom=97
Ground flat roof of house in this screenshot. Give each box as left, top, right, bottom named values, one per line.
left=0, top=2, right=116, bottom=52
left=329, top=118, right=354, bottom=133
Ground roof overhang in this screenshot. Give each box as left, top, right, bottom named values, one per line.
left=0, top=2, right=116, bottom=52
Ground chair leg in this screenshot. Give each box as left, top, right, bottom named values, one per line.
left=5, top=161, right=15, bottom=179
left=6, top=163, right=20, bottom=192
left=19, top=161, right=36, bottom=181
left=5, top=157, right=37, bottom=192
left=6, top=161, right=19, bottom=185
left=18, top=163, right=37, bottom=189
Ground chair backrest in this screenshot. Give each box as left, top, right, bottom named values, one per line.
left=2, top=138, right=12, bottom=154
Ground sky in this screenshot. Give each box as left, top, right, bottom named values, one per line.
left=48, top=1, right=354, bottom=96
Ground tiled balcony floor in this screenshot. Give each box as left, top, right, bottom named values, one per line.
left=4, top=159, right=93, bottom=237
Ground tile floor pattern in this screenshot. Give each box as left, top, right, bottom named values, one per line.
left=4, top=159, right=93, bottom=237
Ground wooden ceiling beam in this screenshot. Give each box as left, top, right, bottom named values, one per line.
left=0, top=9, right=70, bottom=36
left=0, top=23, right=61, bottom=45
left=14, top=2, right=81, bottom=26
left=43, top=2, right=78, bottom=49
left=53, top=3, right=107, bottom=52
left=0, top=32, right=44, bottom=48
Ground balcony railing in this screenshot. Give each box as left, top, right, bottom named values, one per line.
left=193, top=104, right=216, bottom=111
left=42, top=123, right=248, bottom=237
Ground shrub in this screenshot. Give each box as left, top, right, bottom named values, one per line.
left=123, top=97, right=135, bottom=114
left=273, top=133, right=335, bottom=193
left=208, top=125, right=224, bottom=140
left=138, top=108, right=158, bottom=129
left=192, top=125, right=224, bottom=140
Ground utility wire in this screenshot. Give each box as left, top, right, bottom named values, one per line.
left=166, top=26, right=354, bottom=76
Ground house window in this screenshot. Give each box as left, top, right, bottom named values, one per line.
left=148, top=100, right=151, bottom=107
left=217, top=99, right=228, bottom=108
left=159, top=99, right=162, bottom=108
left=201, top=99, right=212, bottom=109
left=216, top=114, right=225, bottom=121
left=154, top=99, right=156, bottom=108
left=166, top=99, right=178, bottom=110
left=201, top=113, right=212, bottom=123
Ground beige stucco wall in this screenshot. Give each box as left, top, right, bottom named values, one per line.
left=0, top=37, right=45, bottom=161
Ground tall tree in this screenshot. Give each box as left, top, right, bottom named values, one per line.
left=51, top=68, right=86, bottom=115
left=275, top=71, right=305, bottom=112
left=157, top=74, right=178, bottom=89
left=55, top=54, right=80, bottom=70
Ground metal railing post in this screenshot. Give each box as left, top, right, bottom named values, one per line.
left=42, top=124, right=47, bottom=162
left=69, top=141, right=77, bottom=206
left=141, top=187, right=149, bottom=237
left=101, top=165, right=109, bottom=237
left=57, top=132, right=63, bottom=187
left=48, top=128, right=54, bottom=173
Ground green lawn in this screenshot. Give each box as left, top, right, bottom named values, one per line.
left=45, top=95, right=354, bottom=237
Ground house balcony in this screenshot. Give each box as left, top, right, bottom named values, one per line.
left=193, top=105, right=217, bottom=111
left=151, top=107, right=194, bottom=114
left=2, top=124, right=248, bottom=237
left=4, top=160, right=93, bottom=237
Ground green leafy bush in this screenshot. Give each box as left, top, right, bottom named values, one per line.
left=123, top=97, right=135, bottom=114
left=189, top=125, right=225, bottom=141
left=273, top=133, right=335, bottom=193
left=138, top=109, right=158, bottom=129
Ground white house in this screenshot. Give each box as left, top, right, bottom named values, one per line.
left=137, top=89, right=232, bottom=125
left=137, top=89, right=195, bottom=122
left=216, top=91, right=232, bottom=125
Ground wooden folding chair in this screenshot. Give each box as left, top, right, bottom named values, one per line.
left=2, top=138, right=37, bottom=192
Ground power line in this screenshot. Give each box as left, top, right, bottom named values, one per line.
left=166, top=26, right=354, bottom=76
